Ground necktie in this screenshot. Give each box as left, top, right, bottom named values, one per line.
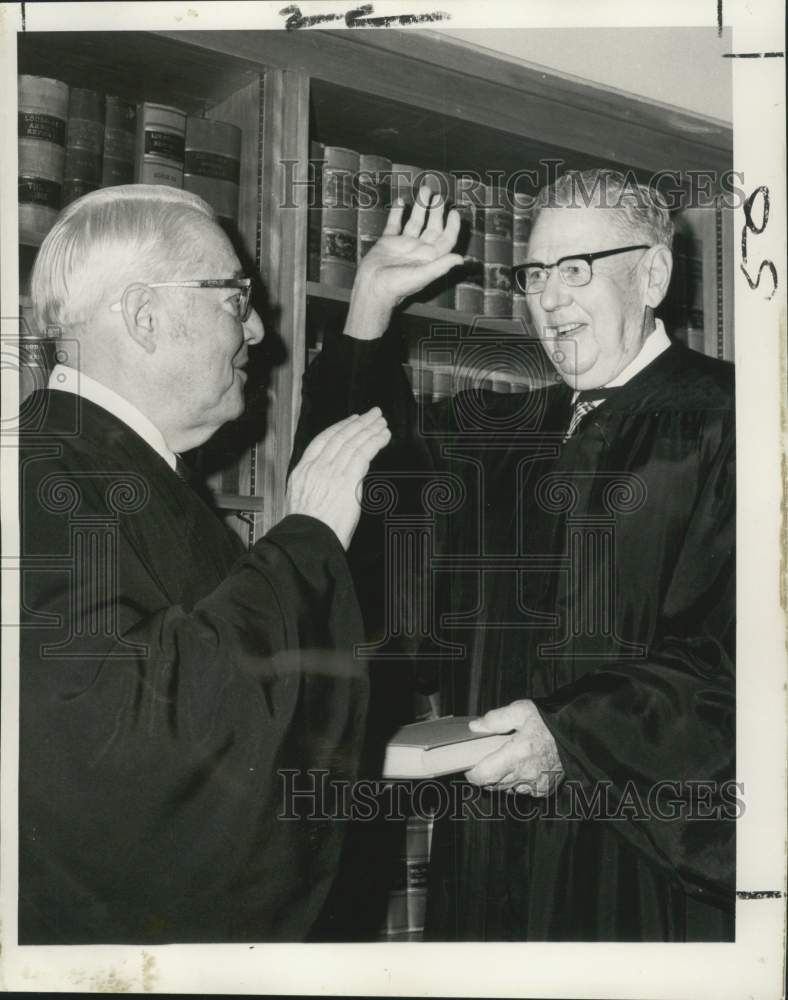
left=563, top=398, right=597, bottom=441
left=563, top=386, right=622, bottom=442
left=174, top=454, right=192, bottom=484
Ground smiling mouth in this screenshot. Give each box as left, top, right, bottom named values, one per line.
left=545, top=322, right=586, bottom=337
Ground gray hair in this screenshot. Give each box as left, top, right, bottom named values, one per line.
left=31, top=184, right=215, bottom=336
left=531, top=169, right=674, bottom=249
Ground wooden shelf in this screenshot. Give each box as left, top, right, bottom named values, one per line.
left=212, top=494, right=265, bottom=512
left=18, top=32, right=261, bottom=115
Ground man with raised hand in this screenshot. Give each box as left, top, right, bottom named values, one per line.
left=19, top=184, right=389, bottom=943
left=295, top=169, right=735, bottom=942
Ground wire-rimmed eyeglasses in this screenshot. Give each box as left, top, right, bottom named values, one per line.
left=110, top=278, right=253, bottom=322
left=513, top=245, right=651, bottom=294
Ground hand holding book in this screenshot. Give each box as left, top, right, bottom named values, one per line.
left=466, top=699, right=564, bottom=797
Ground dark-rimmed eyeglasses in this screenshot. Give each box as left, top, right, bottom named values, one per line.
left=512, top=245, right=651, bottom=294
left=110, top=277, right=253, bottom=322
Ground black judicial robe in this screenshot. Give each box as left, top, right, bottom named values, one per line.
left=294, top=336, right=735, bottom=942
left=19, top=389, right=368, bottom=944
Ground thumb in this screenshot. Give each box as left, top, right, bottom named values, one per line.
left=469, top=702, right=527, bottom=734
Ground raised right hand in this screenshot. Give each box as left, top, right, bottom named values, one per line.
left=343, top=189, right=464, bottom=342
left=285, top=408, right=391, bottom=549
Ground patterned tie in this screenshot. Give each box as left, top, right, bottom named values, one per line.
left=174, top=454, right=192, bottom=483
left=563, top=387, right=622, bottom=442
left=563, top=398, right=597, bottom=442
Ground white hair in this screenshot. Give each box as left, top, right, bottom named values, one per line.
left=531, top=169, right=674, bottom=249
left=31, top=184, right=216, bottom=336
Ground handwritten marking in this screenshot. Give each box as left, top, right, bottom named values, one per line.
left=740, top=185, right=778, bottom=300
left=717, top=0, right=723, bottom=37
left=279, top=4, right=343, bottom=28
left=736, top=890, right=784, bottom=899
left=280, top=3, right=451, bottom=29
left=723, top=51, right=785, bottom=58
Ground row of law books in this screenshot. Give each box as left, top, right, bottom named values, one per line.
left=405, top=361, right=533, bottom=400
left=304, top=344, right=534, bottom=399
left=307, top=144, right=533, bottom=320
left=18, top=74, right=242, bottom=247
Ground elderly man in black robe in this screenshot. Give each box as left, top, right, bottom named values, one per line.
left=294, top=168, right=735, bottom=942
left=19, top=184, right=391, bottom=943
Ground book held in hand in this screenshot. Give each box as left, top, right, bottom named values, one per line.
left=382, top=715, right=513, bottom=779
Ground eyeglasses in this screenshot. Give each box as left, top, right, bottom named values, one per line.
left=110, top=278, right=253, bottom=322
left=513, top=245, right=651, bottom=294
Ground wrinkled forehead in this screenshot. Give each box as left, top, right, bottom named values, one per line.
left=527, top=205, right=624, bottom=261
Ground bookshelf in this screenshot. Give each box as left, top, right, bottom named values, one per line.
left=17, top=29, right=734, bottom=545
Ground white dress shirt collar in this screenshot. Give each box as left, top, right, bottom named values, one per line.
left=48, top=364, right=177, bottom=471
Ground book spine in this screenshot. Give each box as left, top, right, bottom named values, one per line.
left=512, top=199, right=532, bottom=330
left=411, top=364, right=433, bottom=401
left=357, top=153, right=391, bottom=262
left=135, top=102, right=186, bottom=188
left=62, top=87, right=104, bottom=206
left=482, top=186, right=513, bottom=317
left=18, top=74, right=69, bottom=246
left=18, top=297, right=54, bottom=402
left=102, top=95, right=137, bottom=186
left=452, top=176, right=484, bottom=314
left=183, top=116, right=242, bottom=224
left=381, top=816, right=430, bottom=941
left=431, top=367, right=453, bottom=400
left=389, top=161, right=422, bottom=211
left=318, top=146, right=359, bottom=289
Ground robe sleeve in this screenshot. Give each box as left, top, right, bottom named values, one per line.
left=533, top=409, right=736, bottom=910
left=20, top=448, right=368, bottom=942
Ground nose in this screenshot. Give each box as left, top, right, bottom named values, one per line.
left=538, top=266, right=572, bottom=312
left=243, top=308, right=265, bottom=345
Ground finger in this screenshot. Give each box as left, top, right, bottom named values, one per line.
left=464, top=740, right=518, bottom=786
left=320, top=415, right=388, bottom=469
left=300, top=408, right=382, bottom=465
left=382, top=199, right=406, bottom=236
left=335, top=424, right=391, bottom=477
left=421, top=193, right=446, bottom=243
left=469, top=701, right=527, bottom=735
left=298, top=413, right=361, bottom=465
left=402, top=186, right=431, bottom=237
left=432, top=208, right=462, bottom=257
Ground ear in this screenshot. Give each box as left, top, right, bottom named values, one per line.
left=119, top=283, right=159, bottom=355
left=642, top=245, right=673, bottom=309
